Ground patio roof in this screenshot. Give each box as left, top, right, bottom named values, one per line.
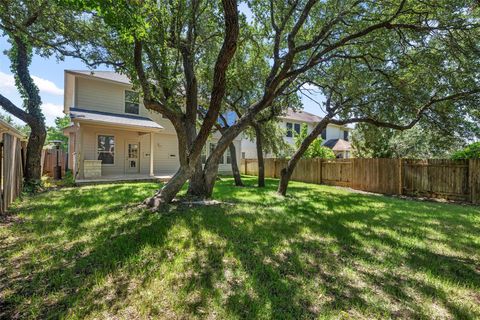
left=323, top=139, right=351, bottom=151
left=69, top=108, right=163, bottom=131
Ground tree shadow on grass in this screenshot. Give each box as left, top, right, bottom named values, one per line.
left=1, top=178, right=479, bottom=319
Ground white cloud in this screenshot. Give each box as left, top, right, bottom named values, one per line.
left=32, top=76, right=63, bottom=96
left=0, top=71, right=16, bottom=93
left=0, top=71, right=63, bottom=96
left=42, top=102, right=64, bottom=120
left=0, top=71, right=63, bottom=126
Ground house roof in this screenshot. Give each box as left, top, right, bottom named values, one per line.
left=280, top=109, right=323, bottom=123
left=66, top=70, right=131, bottom=85
left=69, top=108, right=163, bottom=131
left=323, top=139, right=351, bottom=151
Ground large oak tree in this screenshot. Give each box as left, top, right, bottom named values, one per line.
left=57, top=0, right=480, bottom=206
left=0, top=0, right=52, bottom=186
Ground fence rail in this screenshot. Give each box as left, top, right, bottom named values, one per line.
left=241, top=158, right=480, bottom=204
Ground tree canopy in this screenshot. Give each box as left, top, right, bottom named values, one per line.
left=12, top=0, right=480, bottom=202
left=351, top=124, right=468, bottom=159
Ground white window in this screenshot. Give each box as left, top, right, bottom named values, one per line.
left=125, top=90, right=139, bottom=114
left=97, top=135, right=115, bottom=164
left=286, top=122, right=293, bottom=137
left=294, top=123, right=301, bottom=135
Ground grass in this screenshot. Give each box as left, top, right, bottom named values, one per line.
left=0, top=176, right=479, bottom=319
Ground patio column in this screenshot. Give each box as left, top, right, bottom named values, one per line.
left=149, top=132, right=154, bottom=176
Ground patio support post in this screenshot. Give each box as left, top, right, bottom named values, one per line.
left=149, top=132, right=154, bottom=177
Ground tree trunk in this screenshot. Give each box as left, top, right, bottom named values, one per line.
left=277, top=118, right=331, bottom=196
left=201, top=161, right=221, bottom=199
left=253, top=123, right=265, bottom=187
left=187, top=159, right=207, bottom=197
left=24, top=125, right=46, bottom=183
left=0, top=36, right=46, bottom=187
left=229, top=142, right=243, bottom=186
left=145, top=165, right=193, bottom=209
left=137, top=0, right=238, bottom=207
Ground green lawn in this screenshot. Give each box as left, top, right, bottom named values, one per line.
left=1, top=177, right=479, bottom=319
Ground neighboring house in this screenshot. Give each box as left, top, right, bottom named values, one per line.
left=241, top=109, right=352, bottom=159
left=63, top=70, right=241, bottom=180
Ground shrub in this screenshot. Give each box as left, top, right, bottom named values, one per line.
left=451, top=142, right=480, bottom=160
left=295, top=124, right=336, bottom=159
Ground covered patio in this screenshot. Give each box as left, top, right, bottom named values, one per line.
left=64, top=108, right=181, bottom=181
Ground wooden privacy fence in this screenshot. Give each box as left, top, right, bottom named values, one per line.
left=1, top=133, right=26, bottom=213
left=241, top=158, right=480, bottom=204
left=42, top=148, right=67, bottom=177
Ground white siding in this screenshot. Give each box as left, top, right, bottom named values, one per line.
left=241, top=138, right=257, bottom=159
left=240, top=119, right=350, bottom=159
left=79, top=124, right=178, bottom=177
left=76, top=77, right=125, bottom=114
left=325, top=125, right=346, bottom=141
left=74, top=76, right=176, bottom=134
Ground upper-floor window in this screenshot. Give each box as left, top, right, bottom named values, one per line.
left=294, top=123, right=301, bottom=135
left=286, top=122, right=301, bottom=137
left=125, top=90, right=139, bottom=114
left=321, top=128, right=327, bottom=140
left=343, top=130, right=349, bottom=141
left=286, top=122, right=293, bottom=137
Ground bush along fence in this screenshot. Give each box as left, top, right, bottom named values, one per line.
left=0, top=120, right=27, bottom=214
left=241, top=158, right=480, bottom=204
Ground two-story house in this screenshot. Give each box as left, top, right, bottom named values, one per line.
left=241, top=109, right=352, bottom=159
left=63, top=70, right=241, bottom=181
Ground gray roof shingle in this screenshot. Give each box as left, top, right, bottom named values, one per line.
left=280, top=109, right=323, bottom=123
left=70, top=108, right=163, bottom=130
left=323, top=139, right=351, bottom=151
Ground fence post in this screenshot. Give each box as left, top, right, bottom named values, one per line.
left=398, top=158, right=403, bottom=195
left=318, top=158, right=323, bottom=184
left=351, top=158, right=355, bottom=189
left=244, top=159, right=248, bottom=175
left=470, top=159, right=479, bottom=204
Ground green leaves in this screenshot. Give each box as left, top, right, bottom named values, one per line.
left=451, top=142, right=480, bottom=160
left=295, top=124, right=335, bottom=159
left=46, top=115, right=70, bottom=150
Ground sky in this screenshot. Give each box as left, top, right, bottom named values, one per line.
left=0, top=34, right=326, bottom=128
